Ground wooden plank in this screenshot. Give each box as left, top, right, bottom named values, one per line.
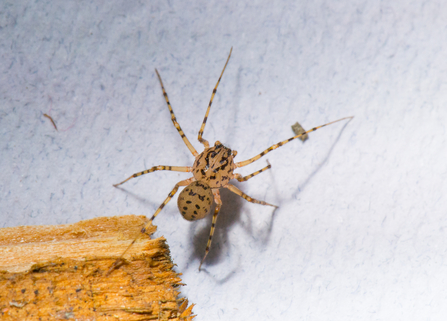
left=0, top=215, right=195, bottom=320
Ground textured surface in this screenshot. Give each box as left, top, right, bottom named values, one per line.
left=1, top=1, right=447, bottom=320
left=0, top=216, right=195, bottom=320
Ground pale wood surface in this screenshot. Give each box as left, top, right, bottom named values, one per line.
left=0, top=215, right=195, bottom=320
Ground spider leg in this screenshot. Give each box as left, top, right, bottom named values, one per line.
left=225, top=183, right=278, bottom=208
left=197, top=48, right=233, bottom=149
left=107, top=177, right=195, bottom=275
left=199, top=188, right=222, bottom=271
left=236, top=116, right=353, bottom=167
left=155, top=69, right=199, bottom=157
left=233, top=161, right=272, bottom=182
left=113, top=165, right=192, bottom=187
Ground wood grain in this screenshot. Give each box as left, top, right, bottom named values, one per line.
left=0, top=215, right=195, bottom=320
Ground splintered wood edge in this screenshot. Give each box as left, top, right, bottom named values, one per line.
left=0, top=215, right=157, bottom=273
left=0, top=215, right=196, bottom=321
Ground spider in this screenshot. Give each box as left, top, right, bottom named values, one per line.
left=110, top=48, right=352, bottom=272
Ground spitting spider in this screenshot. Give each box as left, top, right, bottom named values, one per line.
left=110, top=48, right=352, bottom=272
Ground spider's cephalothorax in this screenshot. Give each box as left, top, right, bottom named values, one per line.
left=109, top=47, right=352, bottom=273
left=193, top=141, right=237, bottom=188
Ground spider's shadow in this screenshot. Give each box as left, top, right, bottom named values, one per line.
left=188, top=181, right=278, bottom=277
left=188, top=188, right=241, bottom=271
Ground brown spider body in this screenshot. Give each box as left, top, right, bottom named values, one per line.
left=109, top=48, right=352, bottom=273
left=177, top=181, right=213, bottom=221
left=178, top=141, right=237, bottom=221
left=192, top=141, right=236, bottom=188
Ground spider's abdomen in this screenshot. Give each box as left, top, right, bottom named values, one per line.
left=178, top=181, right=213, bottom=221
left=192, top=141, right=236, bottom=188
